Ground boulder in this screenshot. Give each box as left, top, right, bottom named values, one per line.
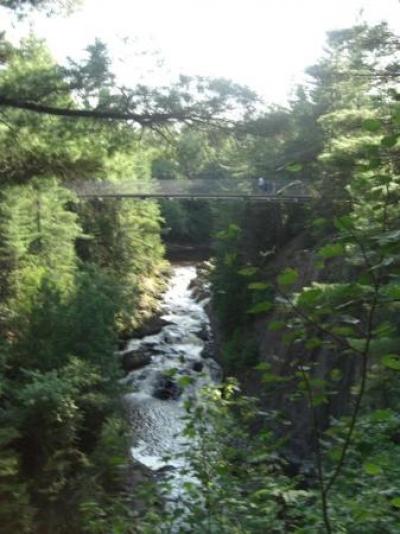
left=192, top=361, right=204, bottom=372
left=189, top=279, right=210, bottom=302
left=153, top=374, right=183, bottom=400
left=196, top=324, right=210, bottom=341
left=134, top=316, right=172, bottom=338
left=121, top=349, right=152, bottom=373
left=163, top=330, right=181, bottom=344
left=200, top=341, right=214, bottom=359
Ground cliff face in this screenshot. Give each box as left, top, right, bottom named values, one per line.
left=211, top=233, right=358, bottom=460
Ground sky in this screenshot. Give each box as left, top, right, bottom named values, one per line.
left=1, top=0, right=400, bottom=103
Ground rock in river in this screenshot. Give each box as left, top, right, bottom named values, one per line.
left=153, top=374, right=183, bottom=400
left=121, top=349, right=152, bottom=373
left=192, top=361, right=204, bottom=372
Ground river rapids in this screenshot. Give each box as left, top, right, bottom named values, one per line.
left=121, top=265, right=221, bottom=483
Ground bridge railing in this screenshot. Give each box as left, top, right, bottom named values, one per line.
left=70, top=178, right=315, bottom=199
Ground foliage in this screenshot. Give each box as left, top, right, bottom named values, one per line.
left=139, top=381, right=301, bottom=534
left=204, top=21, right=400, bottom=534
left=0, top=27, right=166, bottom=534
left=1, top=4, right=400, bottom=532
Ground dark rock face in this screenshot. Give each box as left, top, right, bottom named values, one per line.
left=196, top=324, right=210, bottom=341
left=165, top=243, right=211, bottom=262
left=192, top=361, right=204, bottom=372
left=207, top=359, right=223, bottom=382
left=201, top=341, right=214, bottom=359
left=153, top=374, right=183, bottom=400
left=189, top=277, right=209, bottom=302
left=121, top=349, right=152, bottom=373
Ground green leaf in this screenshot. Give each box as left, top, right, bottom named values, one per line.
left=318, top=242, right=344, bottom=259
left=390, top=497, right=400, bottom=508
left=163, top=368, right=178, bottom=377
left=109, top=456, right=126, bottom=466
left=328, top=447, right=342, bottom=461
left=366, top=157, right=382, bottom=170
left=216, top=223, right=241, bottom=240
left=305, top=337, right=322, bottom=350
left=261, top=372, right=288, bottom=384
left=287, top=163, right=303, bottom=173
left=373, top=322, right=396, bottom=337
left=335, top=215, right=353, bottom=233
left=347, top=338, right=365, bottom=352
left=311, top=393, right=328, bottom=407
left=238, top=266, right=258, bottom=277
left=363, top=462, right=382, bottom=476
left=282, top=331, right=301, bottom=345
left=178, top=375, right=195, bottom=387
left=312, top=217, right=328, bottom=229
left=331, top=326, right=356, bottom=336
left=371, top=409, right=393, bottom=423
left=248, top=282, right=270, bottom=290
left=278, top=268, right=298, bottom=286
left=183, top=481, right=196, bottom=492
left=268, top=320, right=285, bottom=332
left=362, top=118, right=381, bottom=132
left=252, top=489, right=272, bottom=500
left=330, top=368, right=343, bottom=381
left=381, top=134, right=399, bottom=148
left=374, top=174, right=392, bottom=185
left=381, top=283, right=400, bottom=299
left=382, top=354, right=400, bottom=371
left=247, top=301, right=273, bottom=314
left=296, top=287, right=323, bottom=306
left=254, top=362, right=271, bottom=371
left=224, top=252, right=237, bottom=266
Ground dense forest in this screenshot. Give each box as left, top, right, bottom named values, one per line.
left=0, top=0, right=400, bottom=533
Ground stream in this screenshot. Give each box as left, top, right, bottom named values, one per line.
left=121, top=264, right=221, bottom=498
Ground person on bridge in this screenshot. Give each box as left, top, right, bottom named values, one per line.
left=257, top=177, right=273, bottom=194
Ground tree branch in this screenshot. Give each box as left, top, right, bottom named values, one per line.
left=0, top=95, right=196, bottom=126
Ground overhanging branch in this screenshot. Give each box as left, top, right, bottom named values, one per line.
left=0, top=95, right=194, bottom=126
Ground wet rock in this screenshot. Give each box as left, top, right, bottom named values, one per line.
left=192, top=361, right=204, bottom=372
left=137, top=373, right=147, bottom=381
left=164, top=330, right=181, bottom=344
left=117, top=338, right=127, bottom=350
left=121, top=349, right=152, bottom=373
left=142, top=337, right=161, bottom=347
left=153, top=374, right=183, bottom=400
left=207, top=359, right=223, bottom=381
left=196, top=324, right=210, bottom=341
left=156, top=465, right=175, bottom=475
left=134, top=316, right=173, bottom=338
left=201, top=341, right=214, bottom=359
left=189, top=278, right=209, bottom=302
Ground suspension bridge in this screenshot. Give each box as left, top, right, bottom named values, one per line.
left=70, top=178, right=316, bottom=202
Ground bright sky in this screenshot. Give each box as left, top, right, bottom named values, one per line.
left=2, top=0, right=400, bottom=103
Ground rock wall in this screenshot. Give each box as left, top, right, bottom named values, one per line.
left=210, top=233, right=358, bottom=461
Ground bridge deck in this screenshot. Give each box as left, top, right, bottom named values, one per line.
left=70, top=178, right=315, bottom=201
left=77, top=193, right=312, bottom=202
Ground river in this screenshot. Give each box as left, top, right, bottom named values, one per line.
left=121, top=264, right=221, bottom=501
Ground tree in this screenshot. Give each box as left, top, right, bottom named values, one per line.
left=0, top=0, right=82, bottom=16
